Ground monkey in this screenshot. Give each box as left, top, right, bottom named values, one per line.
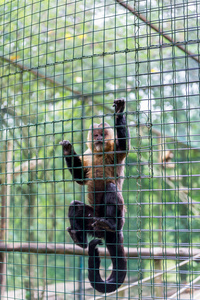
left=162, top=149, right=174, bottom=169
left=60, top=98, right=130, bottom=293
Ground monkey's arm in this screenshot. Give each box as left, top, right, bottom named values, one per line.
left=60, top=140, right=88, bottom=185
left=114, top=98, right=130, bottom=153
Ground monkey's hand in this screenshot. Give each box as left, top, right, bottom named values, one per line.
left=60, top=140, right=73, bottom=155
left=67, top=227, right=88, bottom=249
left=92, top=217, right=115, bottom=232
left=113, top=98, right=125, bottom=114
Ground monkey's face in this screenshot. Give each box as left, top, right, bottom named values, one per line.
left=87, top=123, right=114, bottom=153
left=93, top=128, right=109, bottom=152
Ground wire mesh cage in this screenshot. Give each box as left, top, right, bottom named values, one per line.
left=0, top=0, right=200, bottom=299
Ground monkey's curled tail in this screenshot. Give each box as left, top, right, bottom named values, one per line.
left=88, top=238, right=127, bottom=293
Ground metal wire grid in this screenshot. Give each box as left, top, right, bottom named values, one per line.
left=0, top=0, right=200, bottom=299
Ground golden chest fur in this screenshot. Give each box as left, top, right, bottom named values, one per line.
left=83, top=149, right=125, bottom=193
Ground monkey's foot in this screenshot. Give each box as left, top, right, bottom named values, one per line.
left=88, top=239, right=103, bottom=255
left=59, top=140, right=72, bottom=155
left=67, top=227, right=88, bottom=249
left=92, top=218, right=115, bottom=232
left=113, top=98, right=125, bottom=114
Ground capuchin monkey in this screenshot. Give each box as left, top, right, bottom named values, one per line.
left=60, top=98, right=130, bottom=293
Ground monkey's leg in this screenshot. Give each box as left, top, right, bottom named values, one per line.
left=92, top=183, right=124, bottom=232
left=67, top=200, right=94, bottom=248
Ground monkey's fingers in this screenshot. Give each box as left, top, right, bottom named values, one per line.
left=67, top=227, right=80, bottom=234
left=60, top=140, right=72, bottom=155
left=89, top=239, right=103, bottom=250
left=67, top=227, right=88, bottom=249
left=113, top=98, right=125, bottom=104
left=59, top=140, right=71, bottom=147
left=113, top=98, right=125, bottom=113
left=92, top=219, right=115, bottom=232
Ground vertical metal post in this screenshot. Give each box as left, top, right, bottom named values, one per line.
left=78, top=256, right=83, bottom=300
left=78, top=96, right=85, bottom=300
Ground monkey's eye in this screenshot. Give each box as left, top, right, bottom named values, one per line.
left=94, top=134, right=98, bottom=137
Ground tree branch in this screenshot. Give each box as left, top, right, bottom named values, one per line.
left=0, top=56, right=81, bottom=95
left=0, top=243, right=199, bottom=259
left=13, top=157, right=43, bottom=177
left=116, top=0, right=200, bottom=64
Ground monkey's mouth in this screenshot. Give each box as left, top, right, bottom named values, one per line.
left=94, top=141, right=104, bottom=152
left=95, top=141, right=103, bottom=144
